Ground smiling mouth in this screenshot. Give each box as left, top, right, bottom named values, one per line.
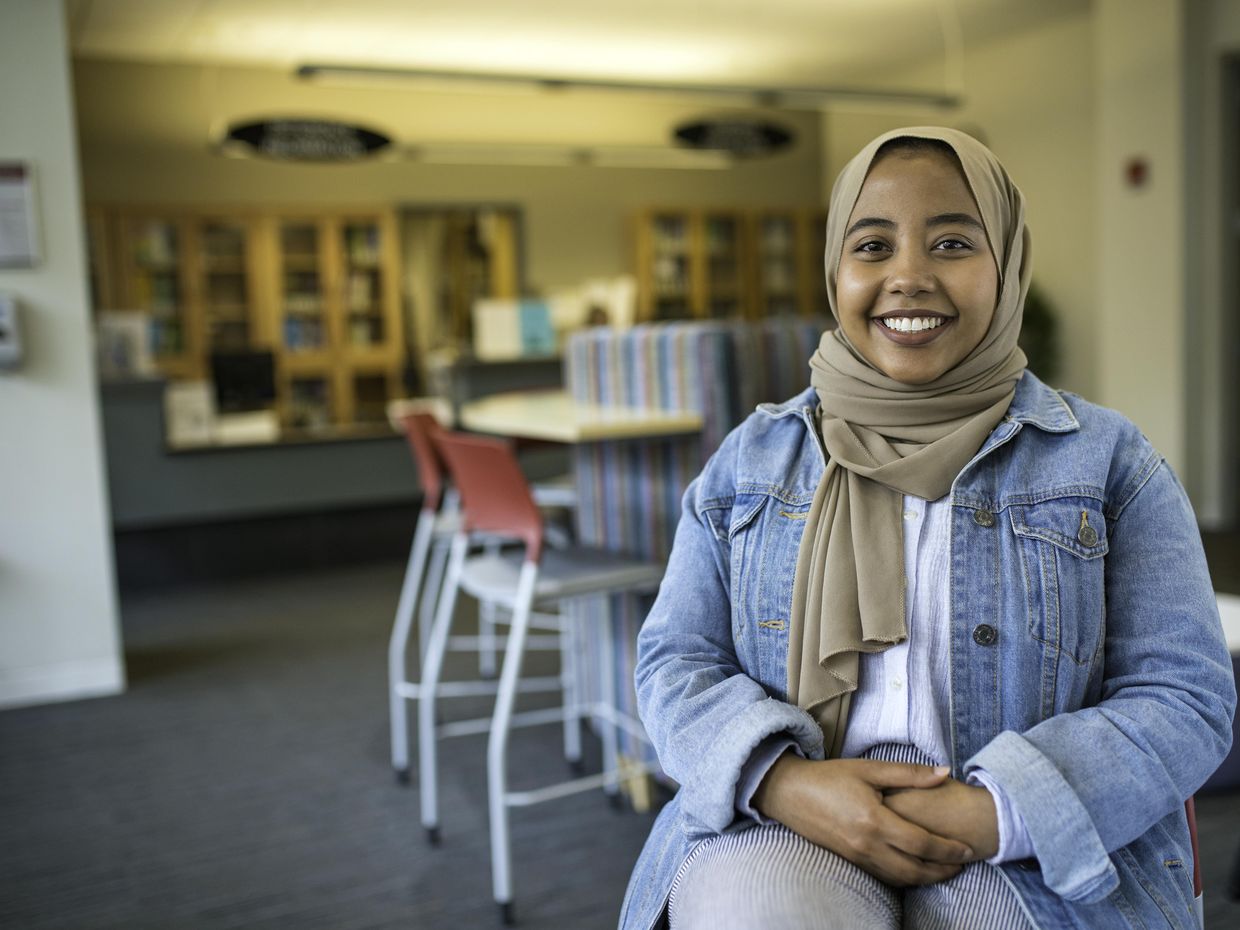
left=880, top=316, right=944, bottom=333
left=872, top=312, right=955, bottom=345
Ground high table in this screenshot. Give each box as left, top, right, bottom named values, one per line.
left=458, top=389, right=703, bottom=443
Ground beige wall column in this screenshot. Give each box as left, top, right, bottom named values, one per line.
left=1095, top=0, right=1188, bottom=475
left=1183, top=0, right=1240, bottom=528
left=0, top=0, right=125, bottom=707
left=818, top=9, right=1097, bottom=401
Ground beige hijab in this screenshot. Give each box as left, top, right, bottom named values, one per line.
left=787, top=127, right=1030, bottom=756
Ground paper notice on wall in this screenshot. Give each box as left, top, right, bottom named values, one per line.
left=0, top=162, right=40, bottom=268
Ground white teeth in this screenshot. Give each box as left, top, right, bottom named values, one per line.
left=880, top=317, right=944, bottom=333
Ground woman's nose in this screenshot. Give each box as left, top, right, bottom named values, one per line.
left=886, top=251, right=934, bottom=296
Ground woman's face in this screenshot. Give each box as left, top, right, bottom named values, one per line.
left=836, top=150, right=999, bottom=385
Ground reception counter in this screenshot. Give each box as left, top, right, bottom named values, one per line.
left=100, top=379, right=421, bottom=531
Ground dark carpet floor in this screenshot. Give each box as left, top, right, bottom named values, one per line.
left=0, top=562, right=657, bottom=929
left=1, top=557, right=1239, bottom=929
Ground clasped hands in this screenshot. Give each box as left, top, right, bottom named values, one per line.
left=751, top=753, right=1000, bottom=887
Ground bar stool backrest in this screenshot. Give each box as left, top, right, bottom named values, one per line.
left=399, top=412, right=447, bottom=513
left=434, top=430, right=545, bottom=562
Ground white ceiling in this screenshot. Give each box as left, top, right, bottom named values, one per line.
left=67, top=0, right=1090, bottom=93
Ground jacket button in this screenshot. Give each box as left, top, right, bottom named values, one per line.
left=1078, top=524, right=1099, bottom=547
left=973, top=624, right=998, bottom=646
left=973, top=508, right=996, bottom=528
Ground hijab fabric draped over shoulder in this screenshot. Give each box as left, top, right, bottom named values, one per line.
left=787, top=126, right=1030, bottom=756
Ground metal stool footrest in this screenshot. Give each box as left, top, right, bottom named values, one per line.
left=396, top=675, right=562, bottom=702
left=504, top=757, right=663, bottom=807
left=439, top=703, right=583, bottom=739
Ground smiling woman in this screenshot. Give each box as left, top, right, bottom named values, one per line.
left=619, top=127, right=1234, bottom=930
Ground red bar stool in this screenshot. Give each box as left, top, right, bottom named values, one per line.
left=388, top=412, right=576, bottom=784
left=388, top=412, right=455, bottom=784
left=421, top=430, right=664, bottom=924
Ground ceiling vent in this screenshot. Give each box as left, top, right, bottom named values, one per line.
left=672, top=117, right=794, bottom=158
left=219, top=119, right=392, bottom=162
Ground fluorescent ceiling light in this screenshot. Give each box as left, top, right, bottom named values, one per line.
left=296, top=64, right=960, bottom=109
left=591, top=146, right=731, bottom=170
left=406, top=144, right=582, bottom=167
left=402, top=143, right=732, bottom=170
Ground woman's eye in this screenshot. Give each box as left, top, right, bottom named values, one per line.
left=934, top=237, right=972, bottom=252
left=854, top=240, right=889, bottom=255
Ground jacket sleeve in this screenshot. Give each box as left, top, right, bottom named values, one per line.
left=965, top=455, right=1236, bottom=903
left=635, top=426, right=825, bottom=836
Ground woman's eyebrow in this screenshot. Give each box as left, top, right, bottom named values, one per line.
left=844, top=216, right=895, bottom=238
left=927, top=212, right=984, bottom=231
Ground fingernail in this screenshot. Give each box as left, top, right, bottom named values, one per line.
left=933, top=766, right=950, bottom=776
left=962, top=848, right=975, bottom=860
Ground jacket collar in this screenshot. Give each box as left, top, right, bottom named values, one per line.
left=1006, top=370, right=1079, bottom=433
left=767, top=371, right=1078, bottom=433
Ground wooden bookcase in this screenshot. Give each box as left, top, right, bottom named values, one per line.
left=265, top=210, right=403, bottom=428
left=634, top=207, right=829, bottom=321
left=94, top=205, right=404, bottom=430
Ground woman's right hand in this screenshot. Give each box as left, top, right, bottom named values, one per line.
left=750, top=752, right=975, bottom=886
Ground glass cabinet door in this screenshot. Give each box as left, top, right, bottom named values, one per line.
left=278, top=222, right=327, bottom=353
left=287, top=376, right=332, bottom=430
left=756, top=213, right=799, bottom=317
left=648, top=212, right=692, bottom=320
left=200, top=220, right=252, bottom=351
left=341, top=221, right=384, bottom=349
left=123, top=217, right=193, bottom=370
left=702, top=212, right=744, bottom=319
left=350, top=372, right=390, bottom=425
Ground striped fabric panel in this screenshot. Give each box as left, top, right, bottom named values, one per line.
left=562, top=320, right=832, bottom=761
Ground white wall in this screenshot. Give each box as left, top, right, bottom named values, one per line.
left=0, top=0, right=125, bottom=707
left=1094, top=0, right=1187, bottom=476
left=1183, top=0, right=1240, bottom=528
left=818, top=9, right=1097, bottom=401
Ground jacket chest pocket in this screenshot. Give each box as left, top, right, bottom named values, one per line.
left=729, top=492, right=810, bottom=695
left=1008, top=497, right=1108, bottom=667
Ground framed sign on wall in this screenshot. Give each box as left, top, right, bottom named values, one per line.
left=0, top=161, right=40, bottom=269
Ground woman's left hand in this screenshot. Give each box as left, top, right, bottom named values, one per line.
left=883, top=779, right=1000, bottom=862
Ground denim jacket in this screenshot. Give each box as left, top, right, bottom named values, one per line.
left=619, top=371, right=1235, bottom=930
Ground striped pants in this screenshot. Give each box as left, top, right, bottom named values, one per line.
left=668, top=745, right=1036, bottom=930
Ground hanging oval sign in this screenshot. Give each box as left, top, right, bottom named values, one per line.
left=672, top=117, right=794, bottom=158
left=220, top=118, right=392, bottom=162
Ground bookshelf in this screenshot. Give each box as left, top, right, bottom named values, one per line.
left=634, top=207, right=830, bottom=321
left=115, top=213, right=201, bottom=379
left=95, top=205, right=405, bottom=431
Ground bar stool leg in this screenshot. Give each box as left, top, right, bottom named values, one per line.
left=561, top=604, right=582, bottom=770
left=419, top=531, right=468, bottom=844
left=599, top=599, right=620, bottom=801
left=418, top=537, right=450, bottom=670
left=479, top=538, right=502, bottom=678
left=388, top=509, right=436, bottom=781
left=489, top=560, right=539, bottom=920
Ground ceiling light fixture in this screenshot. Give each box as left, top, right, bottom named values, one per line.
left=673, top=117, right=795, bottom=158
left=402, top=143, right=732, bottom=170
left=219, top=118, right=392, bottom=162
left=296, top=64, right=961, bottom=110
